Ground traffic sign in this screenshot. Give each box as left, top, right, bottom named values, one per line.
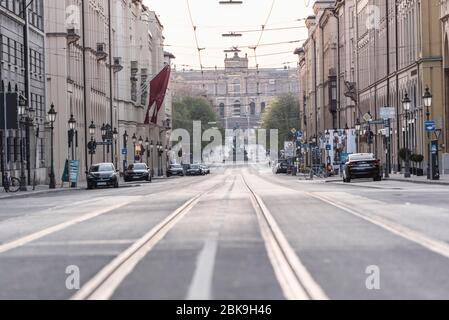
left=121, top=148, right=128, bottom=155
left=425, top=120, right=435, bottom=132
left=363, top=113, right=372, bottom=122
left=326, top=144, right=332, bottom=151
left=380, top=107, right=395, bottom=119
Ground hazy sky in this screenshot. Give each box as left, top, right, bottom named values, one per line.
left=143, top=0, right=314, bottom=70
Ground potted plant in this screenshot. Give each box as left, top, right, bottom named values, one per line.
left=410, top=154, right=417, bottom=175
left=414, top=154, right=424, bottom=176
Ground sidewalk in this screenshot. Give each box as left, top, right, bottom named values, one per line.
left=0, top=183, right=86, bottom=200
left=384, top=173, right=449, bottom=186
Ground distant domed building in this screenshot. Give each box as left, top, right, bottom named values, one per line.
left=172, top=52, right=299, bottom=130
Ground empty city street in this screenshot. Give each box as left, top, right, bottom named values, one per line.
left=0, top=166, right=449, bottom=300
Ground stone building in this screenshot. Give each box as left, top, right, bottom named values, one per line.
left=172, top=52, right=299, bottom=131
left=297, top=0, right=446, bottom=174
left=1, top=0, right=46, bottom=186
left=45, top=0, right=173, bottom=182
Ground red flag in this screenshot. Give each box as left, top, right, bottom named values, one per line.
left=145, top=65, right=171, bottom=124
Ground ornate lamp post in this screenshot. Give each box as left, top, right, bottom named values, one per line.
left=145, top=138, right=150, bottom=167
left=132, top=133, right=137, bottom=163
left=138, top=136, right=144, bottom=163
left=150, top=140, right=154, bottom=177
left=100, top=124, right=107, bottom=162
left=113, top=127, right=118, bottom=168
left=423, top=87, right=433, bottom=179
left=88, top=121, right=96, bottom=166
left=68, top=114, right=77, bottom=188
left=355, top=119, right=361, bottom=153
left=17, top=96, right=27, bottom=191
left=402, top=93, right=411, bottom=178
left=47, top=104, right=57, bottom=189
left=123, top=131, right=129, bottom=171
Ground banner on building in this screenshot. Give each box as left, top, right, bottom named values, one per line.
left=144, top=65, right=171, bottom=125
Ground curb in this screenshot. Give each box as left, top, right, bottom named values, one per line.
left=385, top=178, right=449, bottom=186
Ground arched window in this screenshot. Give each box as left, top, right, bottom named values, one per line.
left=261, top=102, right=266, bottom=113
left=219, top=103, right=225, bottom=116
left=250, top=102, right=256, bottom=115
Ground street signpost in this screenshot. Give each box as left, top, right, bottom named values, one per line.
left=380, top=107, right=396, bottom=120
left=425, top=120, right=436, bottom=133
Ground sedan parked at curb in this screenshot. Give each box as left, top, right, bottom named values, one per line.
left=124, top=163, right=152, bottom=182
left=87, top=163, right=120, bottom=189
left=343, top=153, right=382, bottom=183
left=167, top=164, right=185, bottom=177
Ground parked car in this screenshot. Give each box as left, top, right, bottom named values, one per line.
left=186, top=164, right=203, bottom=176
left=273, top=160, right=288, bottom=174
left=87, top=163, right=119, bottom=189
left=343, top=153, right=382, bottom=183
left=200, top=164, right=210, bottom=175
left=167, top=164, right=185, bottom=177
left=124, top=163, right=152, bottom=182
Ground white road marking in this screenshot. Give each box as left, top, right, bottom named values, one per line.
left=309, top=192, right=449, bottom=260
left=242, top=175, right=328, bottom=300
left=186, top=214, right=225, bottom=300
left=27, top=240, right=138, bottom=246
left=0, top=200, right=136, bottom=254
left=71, top=177, right=228, bottom=300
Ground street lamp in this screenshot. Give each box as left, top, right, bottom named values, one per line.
left=67, top=114, right=77, bottom=187
left=145, top=138, right=150, bottom=167
left=89, top=121, right=96, bottom=136
left=423, top=86, right=433, bottom=180
left=150, top=140, right=154, bottom=177
left=355, top=118, right=361, bottom=153
left=47, top=103, right=57, bottom=189
left=138, top=136, right=144, bottom=163
left=132, top=133, right=137, bottom=163
left=123, top=131, right=129, bottom=171
left=113, top=128, right=118, bottom=168
left=402, top=93, right=411, bottom=178
left=88, top=121, right=97, bottom=166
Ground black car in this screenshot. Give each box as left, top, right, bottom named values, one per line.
left=200, top=164, right=210, bottom=175
left=87, top=163, right=119, bottom=189
left=343, top=153, right=382, bottom=183
left=186, top=164, right=202, bottom=176
left=167, top=164, right=185, bottom=177
left=124, top=163, right=152, bottom=182
left=273, top=160, right=288, bottom=174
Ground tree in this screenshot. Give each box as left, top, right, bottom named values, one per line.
left=172, top=96, right=218, bottom=134
left=261, top=94, right=300, bottom=150
left=172, top=96, right=222, bottom=158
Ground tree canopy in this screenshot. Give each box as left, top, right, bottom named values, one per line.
left=261, top=93, right=300, bottom=149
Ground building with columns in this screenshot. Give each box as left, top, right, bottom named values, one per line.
left=297, top=0, right=447, bottom=175
left=45, top=0, right=173, bottom=183
left=1, top=0, right=46, bottom=186
left=172, top=52, right=299, bottom=131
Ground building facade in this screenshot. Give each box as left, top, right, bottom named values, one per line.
left=172, top=52, right=299, bottom=131
left=297, top=0, right=447, bottom=174
left=45, top=0, right=173, bottom=183
left=1, top=0, right=46, bottom=186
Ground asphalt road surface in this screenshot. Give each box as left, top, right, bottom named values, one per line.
left=1, top=164, right=449, bottom=300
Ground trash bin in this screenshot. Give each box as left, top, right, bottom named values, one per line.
left=292, top=167, right=297, bottom=176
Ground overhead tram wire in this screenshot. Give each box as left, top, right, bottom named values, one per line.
left=186, top=0, right=206, bottom=90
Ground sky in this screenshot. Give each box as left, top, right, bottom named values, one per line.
left=143, top=0, right=314, bottom=70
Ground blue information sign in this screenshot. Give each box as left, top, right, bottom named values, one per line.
left=425, top=120, right=435, bottom=132
left=69, top=160, right=79, bottom=184
left=121, top=148, right=128, bottom=155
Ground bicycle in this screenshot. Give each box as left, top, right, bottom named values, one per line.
left=2, top=173, right=20, bottom=193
